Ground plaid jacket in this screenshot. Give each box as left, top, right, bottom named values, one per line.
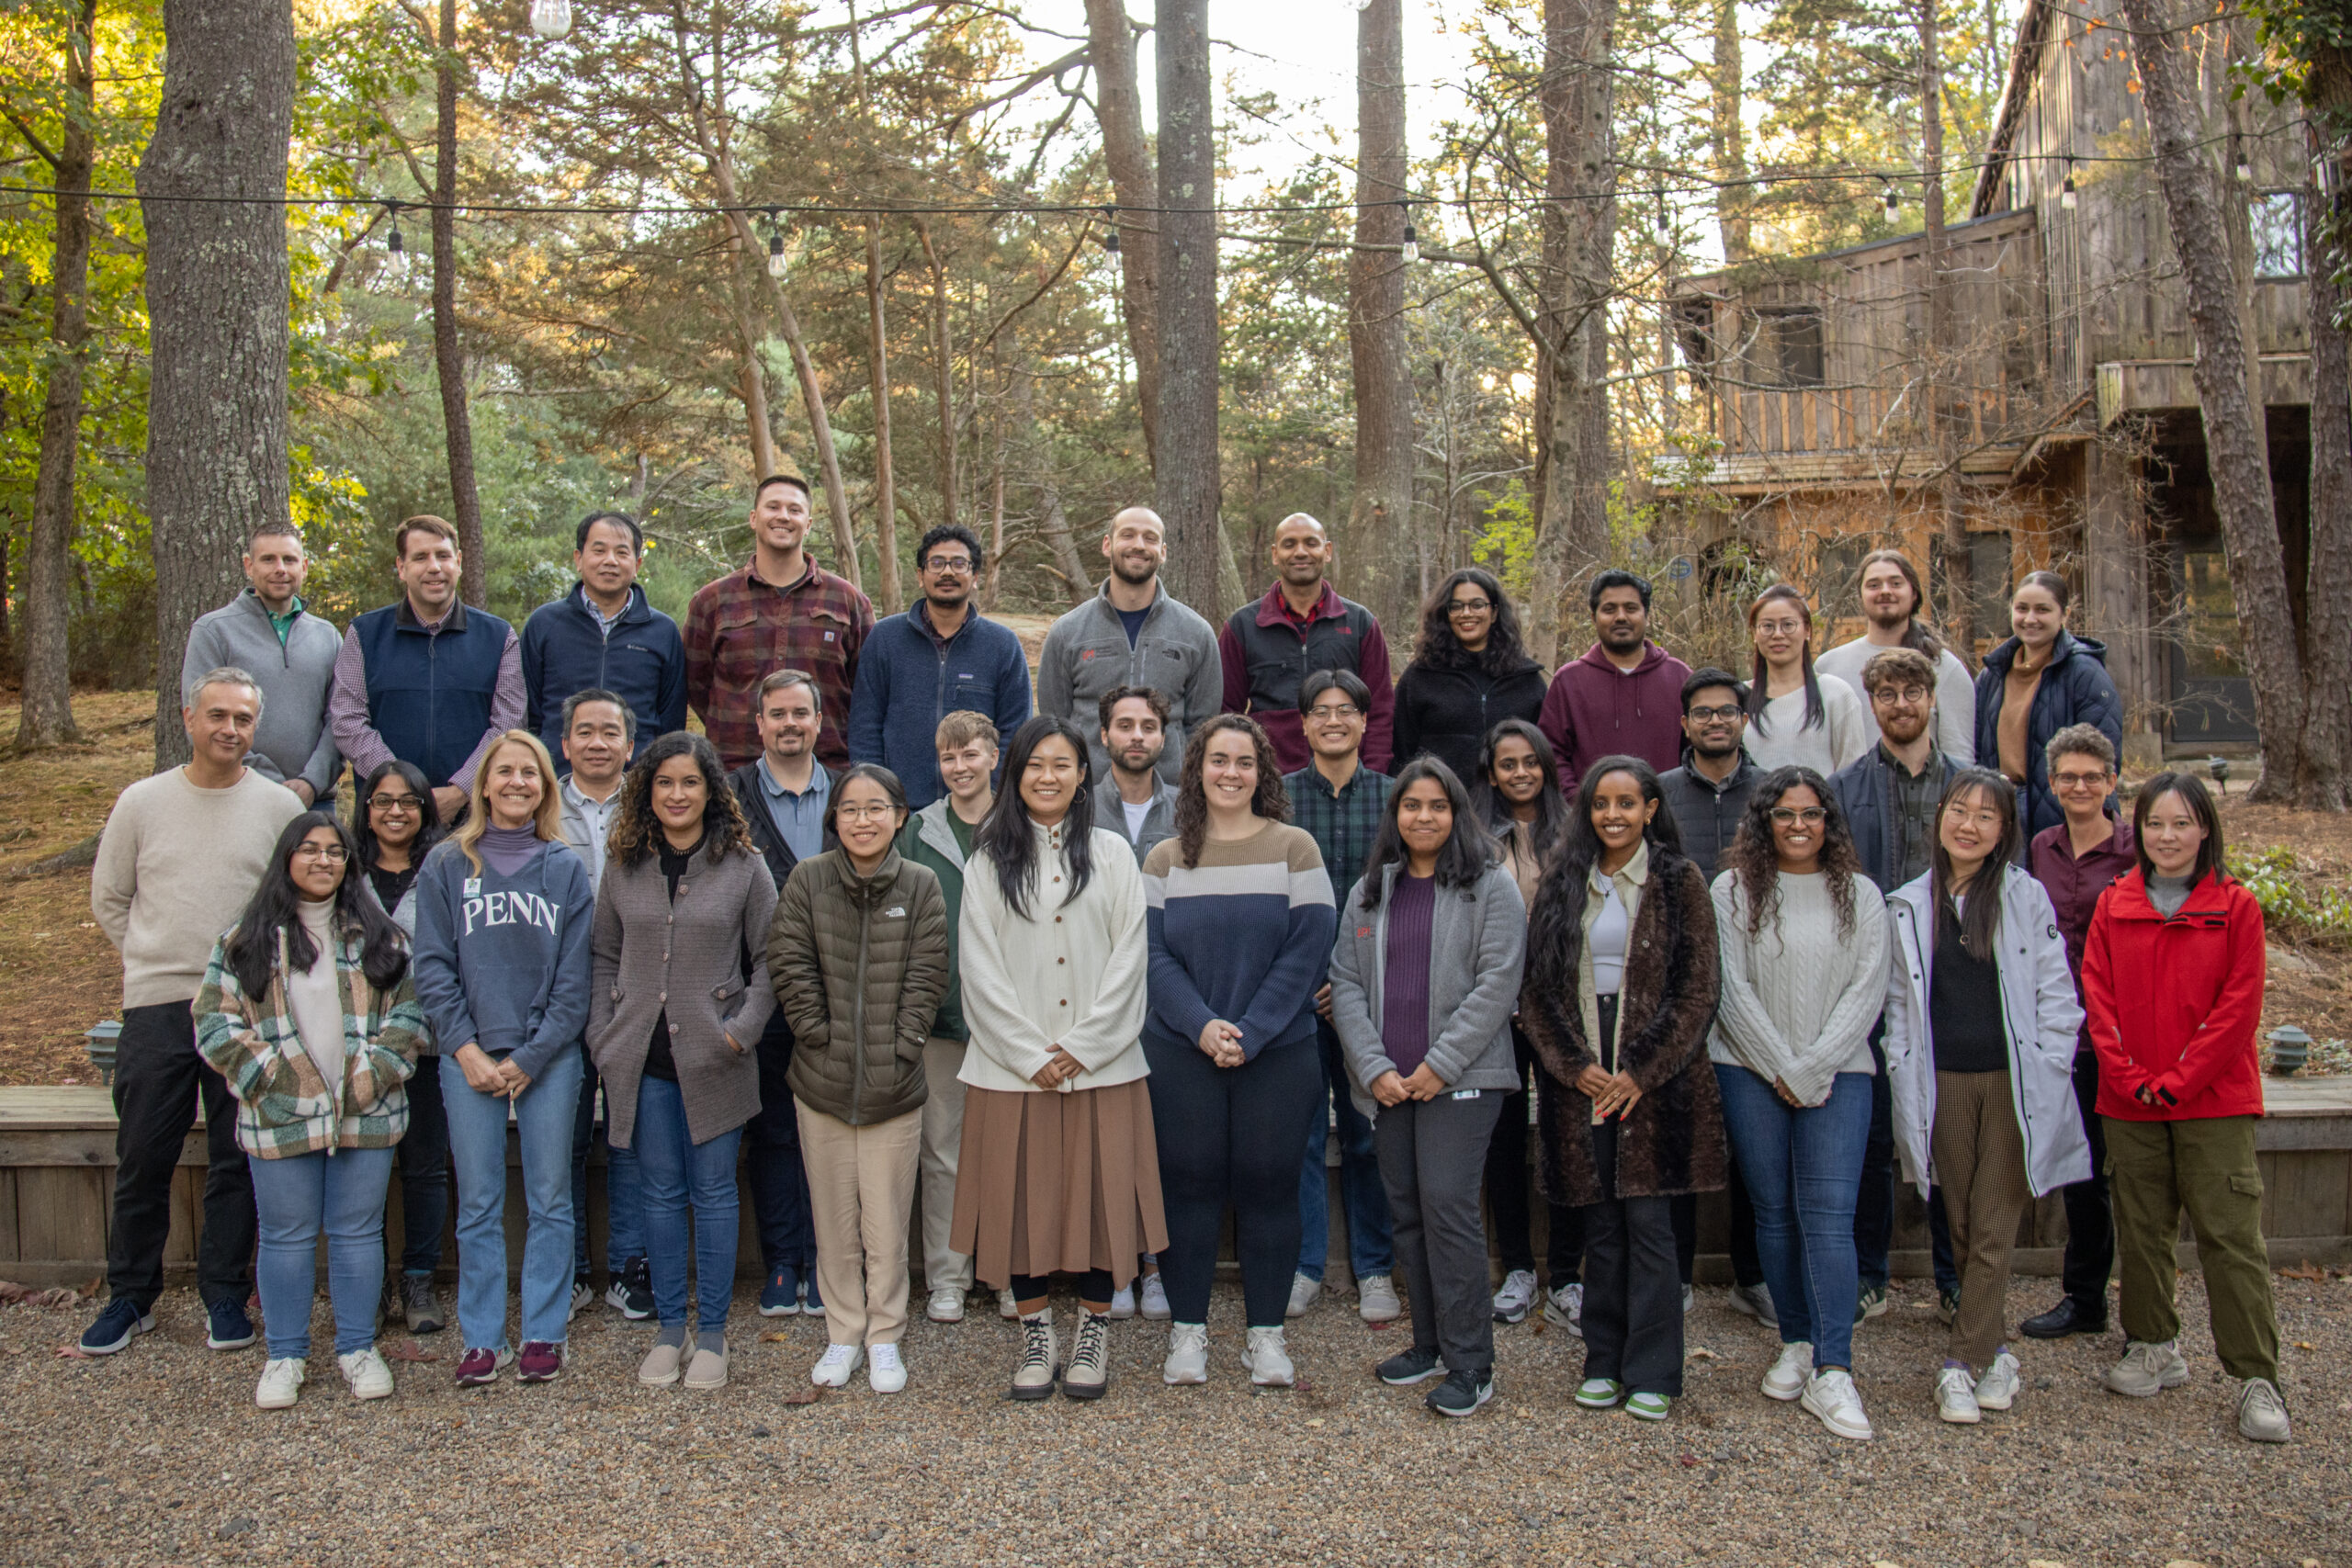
left=194, top=927, right=428, bottom=1158
left=684, top=558, right=875, bottom=770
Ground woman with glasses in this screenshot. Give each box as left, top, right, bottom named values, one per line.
left=196, top=811, right=425, bottom=1408
left=1392, top=568, right=1548, bottom=783
left=1973, top=570, right=2122, bottom=837
left=1743, top=584, right=1867, bottom=776
left=1710, top=766, right=1888, bottom=1441
left=1884, top=767, right=2089, bottom=1426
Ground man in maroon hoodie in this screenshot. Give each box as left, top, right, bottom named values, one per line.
left=1537, top=569, right=1692, bottom=790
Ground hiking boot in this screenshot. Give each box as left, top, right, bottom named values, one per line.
left=1063, top=1312, right=1111, bottom=1401
left=1011, top=1311, right=1058, bottom=1401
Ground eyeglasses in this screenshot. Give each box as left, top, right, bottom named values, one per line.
left=1872, top=686, right=1932, bottom=705
left=1686, top=704, right=1741, bottom=722
left=1768, top=807, right=1826, bottom=826
left=292, top=843, right=350, bottom=863
left=834, top=802, right=898, bottom=822
left=1445, top=599, right=1493, bottom=617
left=923, top=556, right=974, bottom=573
left=2052, top=770, right=2111, bottom=789
left=369, top=794, right=424, bottom=812
left=1306, top=704, right=1362, bottom=722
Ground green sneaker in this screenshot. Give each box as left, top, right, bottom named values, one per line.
left=1854, top=1283, right=1888, bottom=1324
left=1574, top=1377, right=1624, bottom=1409
left=1625, top=1391, right=1671, bottom=1421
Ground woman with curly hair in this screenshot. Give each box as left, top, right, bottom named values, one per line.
left=1391, top=568, right=1549, bottom=781
left=586, top=731, right=780, bottom=1391
left=1141, top=715, right=1337, bottom=1388
left=1708, top=765, right=1889, bottom=1441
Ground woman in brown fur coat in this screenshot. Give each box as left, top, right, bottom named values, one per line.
left=1521, top=754, right=1724, bottom=1421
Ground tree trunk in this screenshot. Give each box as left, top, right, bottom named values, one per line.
left=733, top=291, right=780, bottom=483
left=1346, top=0, right=1415, bottom=635
left=433, top=0, right=485, bottom=607
left=865, top=223, right=901, bottom=606
left=1154, top=0, right=1222, bottom=615
left=15, top=0, right=99, bottom=753
left=2120, top=0, right=2306, bottom=799
left=2296, top=135, right=2352, bottom=807
left=917, top=220, right=959, bottom=536
left=735, top=212, right=862, bottom=588
left=139, top=0, right=295, bottom=773
left=1082, top=0, right=1161, bottom=469
left=1921, top=0, right=1972, bottom=653
left=1710, top=0, right=1749, bottom=265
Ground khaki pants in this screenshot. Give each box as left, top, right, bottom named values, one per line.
left=796, top=1100, right=922, bottom=1348
left=2106, top=1114, right=2280, bottom=1384
left=1932, top=1070, right=2030, bottom=1372
left=920, top=1037, right=974, bottom=1293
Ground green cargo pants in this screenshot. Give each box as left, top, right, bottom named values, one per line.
left=2104, top=1114, right=2279, bottom=1385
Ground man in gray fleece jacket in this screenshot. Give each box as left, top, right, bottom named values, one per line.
left=179, top=525, right=341, bottom=803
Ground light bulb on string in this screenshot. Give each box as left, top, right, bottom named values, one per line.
left=1883, top=184, right=1900, bottom=220
left=530, top=0, right=572, bottom=39
left=383, top=204, right=408, bottom=284
left=1400, top=217, right=1419, bottom=265
left=2060, top=159, right=2077, bottom=210
left=765, top=210, right=788, bottom=279
left=1101, top=205, right=1120, bottom=254
left=2233, top=145, right=2253, bottom=184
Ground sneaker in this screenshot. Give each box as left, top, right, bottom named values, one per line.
left=1936, top=1286, right=1960, bottom=1325
left=1726, top=1281, right=1779, bottom=1327
left=1681, top=1283, right=1695, bottom=1315
left=1936, top=1366, right=1983, bottom=1424
left=2021, top=1296, right=2106, bottom=1338
left=1162, top=1322, right=1210, bottom=1385
left=810, top=1343, right=864, bottom=1388
left=1574, top=1377, right=1623, bottom=1409
left=568, top=1278, right=595, bottom=1323
left=1357, top=1273, right=1402, bottom=1323
left=1801, top=1368, right=1874, bottom=1440
left=760, top=1266, right=801, bottom=1316
left=1974, top=1349, right=2021, bottom=1412
left=1427, top=1367, right=1494, bottom=1417
left=1543, top=1281, right=1584, bottom=1337
left=517, top=1341, right=564, bottom=1382
left=1378, top=1346, right=1447, bottom=1385
left=684, top=1343, right=728, bottom=1390
left=78, top=1297, right=154, bottom=1356
left=1855, top=1282, right=1889, bottom=1323
left=866, top=1343, right=906, bottom=1394
left=2237, top=1377, right=2290, bottom=1443
left=400, top=1274, right=445, bottom=1335
left=1107, top=1284, right=1136, bottom=1320
left=1285, top=1272, right=1321, bottom=1318
left=1063, top=1312, right=1111, bottom=1401
left=206, top=1297, right=256, bottom=1351
left=1241, top=1325, right=1295, bottom=1387
left=927, top=1286, right=967, bottom=1324
left=1138, top=1272, right=1171, bottom=1320
left=639, top=1342, right=684, bottom=1386
left=255, top=1357, right=305, bottom=1409
left=338, top=1347, right=395, bottom=1400
left=1491, top=1269, right=1539, bottom=1325
left=997, top=1289, right=1019, bottom=1321
left=2105, top=1338, right=2190, bottom=1398
left=609, top=1257, right=654, bottom=1321
left=1011, top=1312, right=1058, bottom=1401
left=455, top=1347, right=513, bottom=1387
left=1761, top=1340, right=1814, bottom=1402
left=1626, top=1391, right=1671, bottom=1421
left=799, top=1276, right=822, bottom=1315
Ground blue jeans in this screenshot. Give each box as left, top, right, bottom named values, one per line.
left=632, top=1077, right=745, bottom=1332
left=1716, top=1065, right=1872, bottom=1371
left=573, top=1045, right=646, bottom=1277
left=442, top=1047, right=582, bottom=1350
left=247, top=1145, right=395, bottom=1359
left=1297, top=1021, right=1394, bottom=1281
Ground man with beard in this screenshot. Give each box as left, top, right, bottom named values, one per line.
left=1535, top=569, right=1690, bottom=790
left=1815, top=547, right=1975, bottom=763
left=1094, top=686, right=1178, bottom=863
left=1219, top=513, right=1394, bottom=774
left=1037, top=507, right=1222, bottom=785
left=1657, top=668, right=1758, bottom=884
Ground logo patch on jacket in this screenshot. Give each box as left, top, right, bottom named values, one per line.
left=1356, top=926, right=1373, bottom=938
left=884, top=906, right=906, bottom=919
left=1080, top=648, right=1096, bottom=660
left=823, top=630, right=836, bottom=643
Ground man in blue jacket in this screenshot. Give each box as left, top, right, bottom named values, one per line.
left=521, top=512, right=687, bottom=769
left=846, top=524, right=1032, bottom=808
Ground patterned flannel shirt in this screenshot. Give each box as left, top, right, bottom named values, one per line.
left=1283, top=761, right=1394, bottom=905
left=684, top=558, right=876, bottom=771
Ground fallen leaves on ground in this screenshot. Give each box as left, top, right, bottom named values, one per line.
left=381, top=1339, right=440, bottom=1363
left=2278, top=1260, right=2327, bottom=1281
left=760, top=1331, right=792, bottom=1342
left=0, top=1280, right=90, bottom=1307
left=53, top=1344, right=96, bottom=1359
left=777, top=1385, right=823, bottom=1405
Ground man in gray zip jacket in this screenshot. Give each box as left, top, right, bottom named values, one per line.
left=179, top=524, right=341, bottom=802
left=1035, top=506, right=1221, bottom=785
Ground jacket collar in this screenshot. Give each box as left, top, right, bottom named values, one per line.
left=1252, top=581, right=1344, bottom=629
left=393, top=595, right=467, bottom=634
left=238, top=586, right=305, bottom=625
left=913, top=797, right=973, bottom=868
left=1676, top=748, right=1757, bottom=794
left=1588, top=838, right=1651, bottom=894
left=2101, top=864, right=2233, bottom=920
left=836, top=848, right=905, bottom=905
left=1094, top=578, right=1165, bottom=622
left=1095, top=773, right=1175, bottom=827
left=1576, top=639, right=1668, bottom=677
left=911, top=598, right=980, bottom=646
left=569, top=581, right=645, bottom=626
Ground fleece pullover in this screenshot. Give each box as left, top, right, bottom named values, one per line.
left=1536, top=641, right=1693, bottom=790
left=180, top=589, right=345, bottom=797
left=410, top=835, right=594, bottom=1083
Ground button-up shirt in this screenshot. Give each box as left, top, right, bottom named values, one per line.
left=1883, top=744, right=1944, bottom=891
left=559, top=774, right=622, bottom=896
left=684, top=556, right=876, bottom=771
left=1283, top=761, right=1393, bottom=903
left=757, top=755, right=832, bottom=864
left=2030, top=817, right=2138, bottom=979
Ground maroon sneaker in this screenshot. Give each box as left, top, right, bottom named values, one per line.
left=456, top=1347, right=513, bottom=1387
left=517, top=1341, right=565, bottom=1382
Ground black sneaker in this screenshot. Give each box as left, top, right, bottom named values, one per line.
left=206, top=1296, right=256, bottom=1351
left=1426, top=1367, right=1494, bottom=1417
left=79, top=1296, right=154, bottom=1355
left=1377, top=1346, right=1448, bottom=1386
left=2020, top=1297, right=2107, bottom=1338
left=609, top=1256, right=654, bottom=1321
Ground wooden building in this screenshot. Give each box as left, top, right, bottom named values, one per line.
left=1663, top=0, right=2312, bottom=761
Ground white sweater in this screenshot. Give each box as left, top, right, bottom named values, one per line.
left=1709, top=868, right=1890, bottom=1106
left=1814, top=638, right=1977, bottom=765
left=286, top=898, right=347, bottom=1089
left=1742, top=679, right=1870, bottom=776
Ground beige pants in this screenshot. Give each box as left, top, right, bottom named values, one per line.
left=1932, top=1069, right=2031, bottom=1372
left=796, top=1100, right=922, bottom=1348
left=920, top=1037, right=975, bottom=1293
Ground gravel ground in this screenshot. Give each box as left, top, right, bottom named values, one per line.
left=0, top=1271, right=2343, bottom=1567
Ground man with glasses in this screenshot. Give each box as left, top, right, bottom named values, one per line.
left=2020, top=723, right=2135, bottom=1341
left=685, top=470, right=876, bottom=771
left=1657, top=668, right=1758, bottom=882
left=1219, top=513, right=1394, bottom=774
left=847, top=524, right=1033, bottom=808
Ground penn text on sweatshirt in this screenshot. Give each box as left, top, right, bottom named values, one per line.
left=410, top=834, right=594, bottom=1083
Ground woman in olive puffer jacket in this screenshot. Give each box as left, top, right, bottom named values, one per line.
left=767, top=763, right=949, bottom=1394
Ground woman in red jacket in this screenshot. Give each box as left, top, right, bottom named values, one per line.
left=2081, top=772, right=2285, bottom=1443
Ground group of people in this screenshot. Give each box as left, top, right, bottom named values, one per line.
left=81, top=479, right=2283, bottom=1445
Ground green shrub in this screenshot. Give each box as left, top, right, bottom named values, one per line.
left=2231, top=846, right=2352, bottom=942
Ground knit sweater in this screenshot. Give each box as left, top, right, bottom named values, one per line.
left=92, top=767, right=306, bottom=1008
left=1141, top=821, right=1337, bottom=1061
left=1708, top=868, right=1891, bottom=1107
left=1741, top=679, right=1870, bottom=777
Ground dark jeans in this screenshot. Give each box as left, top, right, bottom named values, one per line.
left=1852, top=1033, right=1897, bottom=1291
left=1928, top=1186, right=1959, bottom=1295
left=1011, top=1269, right=1114, bottom=1308
left=1146, top=1030, right=1323, bottom=1327
left=571, top=1044, right=645, bottom=1279
left=1487, top=1022, right=1585, bottom=1282
left=1724, top=1154, right=1764, bottom=1289
left=2057, top=1051, right=2114, bottom=1315
left=1376, top=1088, right=1503, bottom=1376
left=744, top=1010, right=815, bottom=1274
left=1578, top=996, right=1684, bottom=1396
left=107, top=1001, right=253, bottom=1311
left=1297, top=1020, right=1394, bottom=1280
left=391, top=1055, right=448, bottom=1275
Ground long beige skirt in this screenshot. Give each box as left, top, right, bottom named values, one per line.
left=949, top=1078, right=1170, bottom=1289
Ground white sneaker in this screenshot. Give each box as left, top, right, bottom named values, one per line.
left=1761, top=1340, right=1814, bottom=1402
left=2238, top=1377, right=2291, bottom=1443
left=1974, top=1349, right=2021, bottom=1412
left=1138, top=1272, right=1171, bottom=1320
left=255, top=1357, right=305, bottom=1409
left=1163, top=1322, right=1209, bottom=1385
left=1491, top=1269, right=1539, bottom=1324
left=1681, top=1282, right=1695, bottom=1314
left=1107, top=1284, right=1136, bottom=1320
left=926, top=1287, right=966, bottom=1324
left=1285, top=1272, right=1320, bottom=1318
left=1356, top=1273, right=1401, bottom=1323
left=2105, top=1337, right=2190, bottom=1397
left=1542, top=1280, right=1583, bottom=1337
left=1800, top=1368, right=1874, bottom=1440
left=1936, top=1366, right=1983, bottom=1424
left=810, top=1343, right=864, bottom=1388
left=1241, top=1325, right=1295, bottom=1387
left=997, top=1289, right=1019, bottom=1320
left=337, top=1347, right=395, bottom=1401
left=867, top=1343, right=907, bottom=1393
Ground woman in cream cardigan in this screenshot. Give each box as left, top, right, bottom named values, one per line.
left=951, top=716, right=1165, bottom=1402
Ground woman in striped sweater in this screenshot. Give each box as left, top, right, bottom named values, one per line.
left=1142, top=715, right=1338, bottom=1389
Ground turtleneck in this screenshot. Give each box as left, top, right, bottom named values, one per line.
left=481, top=823, right=542, bottom=876
left=2146, top=873, right=2193, bottom=918
left=288, top=897, right=346, bottom=1089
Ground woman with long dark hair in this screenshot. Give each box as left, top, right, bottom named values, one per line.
left=1329, top=759, right=1525, bottom=1416
left=196, top=811, right=426, bottom=1409
left=1521, top=756, right=1723, bottom=1422
left=1392, top=569, right=1549, bottom=782
left=1973, top=570, right=2122, bottom=837
left=1709, top=765, right=1888, bottom=1441
left=952, top=716, right=1166, bottom=1400
left=1743, top=584, right=1866, bottom=776
left=1142, top=714, right=1338, bottom=1388
left=1884, top=766, right=2088, bottom=1426
left=588, top=732, right=778, bottom=1391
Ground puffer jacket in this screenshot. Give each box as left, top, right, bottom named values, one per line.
left=1973, top=629, right=2121, bottom=838
left=767, top=848, right=949, bottom=1125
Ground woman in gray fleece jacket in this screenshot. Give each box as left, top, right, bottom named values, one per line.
left=1329, top=758, right=1525, bottom=1418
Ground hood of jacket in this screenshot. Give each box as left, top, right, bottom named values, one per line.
left=1575, top=639, right=1674, bottom=679
left=1982, top=627, right=2107, bottom=679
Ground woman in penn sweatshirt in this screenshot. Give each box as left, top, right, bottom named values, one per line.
left=412, top=730, right=594, bottom=1389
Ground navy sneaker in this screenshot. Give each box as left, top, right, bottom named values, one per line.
left=79, top=1296, right=154, bottom=1355
left=760, top=1265, right=801, bottom=1317
left=1427, top=1367, right=1495, bottom=1417
left=605, top=1256, right=653, bottom=1322
left=800, top=1273, right=822, bottom=1315
left=206, top=1297, right=256, bottom=1351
